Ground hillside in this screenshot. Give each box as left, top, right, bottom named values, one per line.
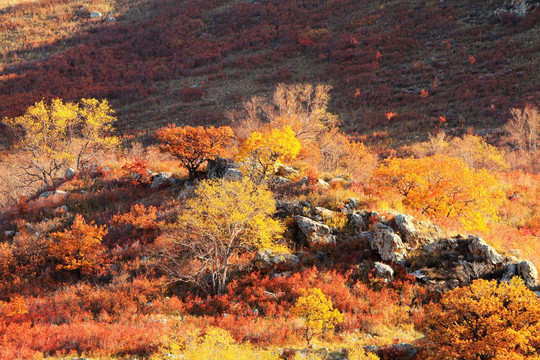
left=1, top=0, right=539, bottom=143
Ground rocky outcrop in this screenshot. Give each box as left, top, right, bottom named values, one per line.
left=65, top=168, right=76, bottom=178
left=89, top=11, right=102, bottom=18
left=394, top=214, right=416, bottom=242
left=468, top=236, right=504, bottom=265
left=370, top=223, right=407, bottom=263
left=518, top=260, right=539, bottom=288
left=39, top=190, right=68, bottom=198
left=373, top=262, right=394, bottom=281
left=275, top=164, right=298, bottom=177
left=294, top=215, right=336, bottom=244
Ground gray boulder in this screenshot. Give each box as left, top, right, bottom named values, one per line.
left=349, top=212, right=367, bottom=233
left=518, top=260, right=539, bottom=288
left=223, top=168, right=242, bottom=181
left=65, top=168, right=76, bottom=178
left=394, top=214, right=416, bottom=242
left=39, top=190, right=68, bottom=198
left=501, top=263, right=517, bottom=283
left=468, top=236, right=504, bottom=264
left=255, top=249, right=299, bottom=268
left=294, top=215, right=336, bottom=244
left=150, top=172, right=171, bottom=189
left=371, top=223, right=407, bottom=263
left=275, top=164, right=298, bottom=177
left=89, top=11, right=102, bottom=18
left=373, top=262, right=394, bottom=281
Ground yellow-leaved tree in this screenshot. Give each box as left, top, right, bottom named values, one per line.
left=236, top=126, right=301, bottom=184
left=48, top=214, right=107, bottom=277
left=2, top=98, right=119, bottom=187
left=373, top=154, right=504, bottom=230
left=291, top=287, right=343, bottom=345
left=420, top=278, right=540, bottom=360
left=157, top=177, right=286, bottom=295
left=154, top=327, right=280, bottom=360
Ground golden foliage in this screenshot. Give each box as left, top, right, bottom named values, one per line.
left=373, top=155, right=504, bottom=230
left=156, top=125, right=234, bottom=179
left=155, top=327, right=280, bottom=360
left=2, top=98, right=119, bottom=187
left=291, top=287, right=343, bottom=344
left=420, top=278, right=540, bottom=360
left=48, top=214, right=107, bottom=274
left=236, top=126, right=301, bottom=184
left=165, top=178, right=285, bottom=294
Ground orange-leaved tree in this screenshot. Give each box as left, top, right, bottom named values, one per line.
left=419, top=278, right=540, bottom=360
left=373, top=154, right=504, bottom=230
left=48, top=214, right=107, bottom=276
left=291, top=287, right=343, bottom=345
left=236, top=126, right=301, bottom=184
left=156, top=125, right=234, bottom=180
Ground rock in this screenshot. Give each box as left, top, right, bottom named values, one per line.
left=39, top=190, right=68, bottom=198
left=294, top=215, right=336, bottom=244
left=168, top=177, right=184, bottom=186
left=371, top=223, right=407, bottom=263
left=344, top=198, right=359, bottom=212
left=410, top=269, right=429, bottom=282
left=394, top=214, right=416, bottom=242
left=206, top=157, right=230, bottom=179
left=275, top=164, right=298, bottom=177
left=373, top=262, right=394, bottom=281
left=54, top=205, right=69, bottom=213
left=385, top=343, right=417, bottom=359
left=349, top=212, right=367, bottom=233
left=106, top=16, right=116, bottom=22
left=328, top=177, right=347, bottom=188
left=255, top=249, right=299, bottom=268
left=89, top=11, right=102, bottom=18
left=273, top=176, right=292, bottom=185
left=150, top=172, right=171, bottom=189
left=501, top=263, right=517, bottom=282
left=223, top=168, right=242, bottom=181
left=317, top=179, right=329, bottom=189
left=65, top=168, right=76, bottom=178
left=4, top=231, right=16, bottom=237
left=518, top=260, right=539, bottom=288
left=314, top=207, right=335, bottom=219
left=468, top=236, right=504, bottom=264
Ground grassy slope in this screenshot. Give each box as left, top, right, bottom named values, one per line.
left=0, top=0, right=538, bottom=145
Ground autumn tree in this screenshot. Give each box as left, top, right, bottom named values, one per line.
left=420, top=278, right=540, bottom=360
left=48, top=214, right=107, bottom=276
left=157, top=177, right=286, bottom=295
left=373, top=154, right=504, bottom=230
left=291, top=287, right=343, bottom=345
left=156, top=125, right=234, bottom=180
left=505, top=104, right=539, bottom=171
left=236, top=126, right=301, bottom=184
left=2, top=98, right=119, bottom=188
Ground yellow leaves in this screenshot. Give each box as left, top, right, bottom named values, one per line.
left=421, top=278, right=540, bottom=360
left=48, top=214, right=107, bottom=273
left=291, top=287, right=343, bottom=344
left=236, top=125, right=301, bottom=183
left=373, top=154, right=504, bottom=231
left=0, top=295, right=28, bottom=318
left=155, top=327, right=280, bottom=360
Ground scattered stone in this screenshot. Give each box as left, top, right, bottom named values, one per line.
left=317, top=178, right=330, bottom=189
left=371, top=223, right=407, bottom=263
left=65, top=168, right=76, bottom=178
left=255, top=249, right=299, bottom=268
left=518, top=260, right=539, bottom=288
left=349, top=212, right=367, bottom=233
left=294, top=215, right=336, bottom=244
left=410, top=269, right=429, bottom=282
left=373, top=262, right=394, bottom=281
left=39, top=190, right=68, bottom=198
left=168, top=177, right=184, bottom=186
left=344, top=198, right=359, bottom=212
left=89, top=11, right=102, bottom=18
left=223, top=168, right=242, bottom=181
left=106, top=16, right=116, bottom=22
left=314, top=207, right=335, bottom=219
left=4, top=231, right=16, bottom=237
left=150, top=172, right=171, bottom=189
left=273, top=176, right=292, bottom=186
left=468, top=236, right=504, bottom=264
left=275, top=164, right=298, bottom=177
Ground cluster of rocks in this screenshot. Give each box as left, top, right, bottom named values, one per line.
left=266, top=197, right=540, bottom=293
